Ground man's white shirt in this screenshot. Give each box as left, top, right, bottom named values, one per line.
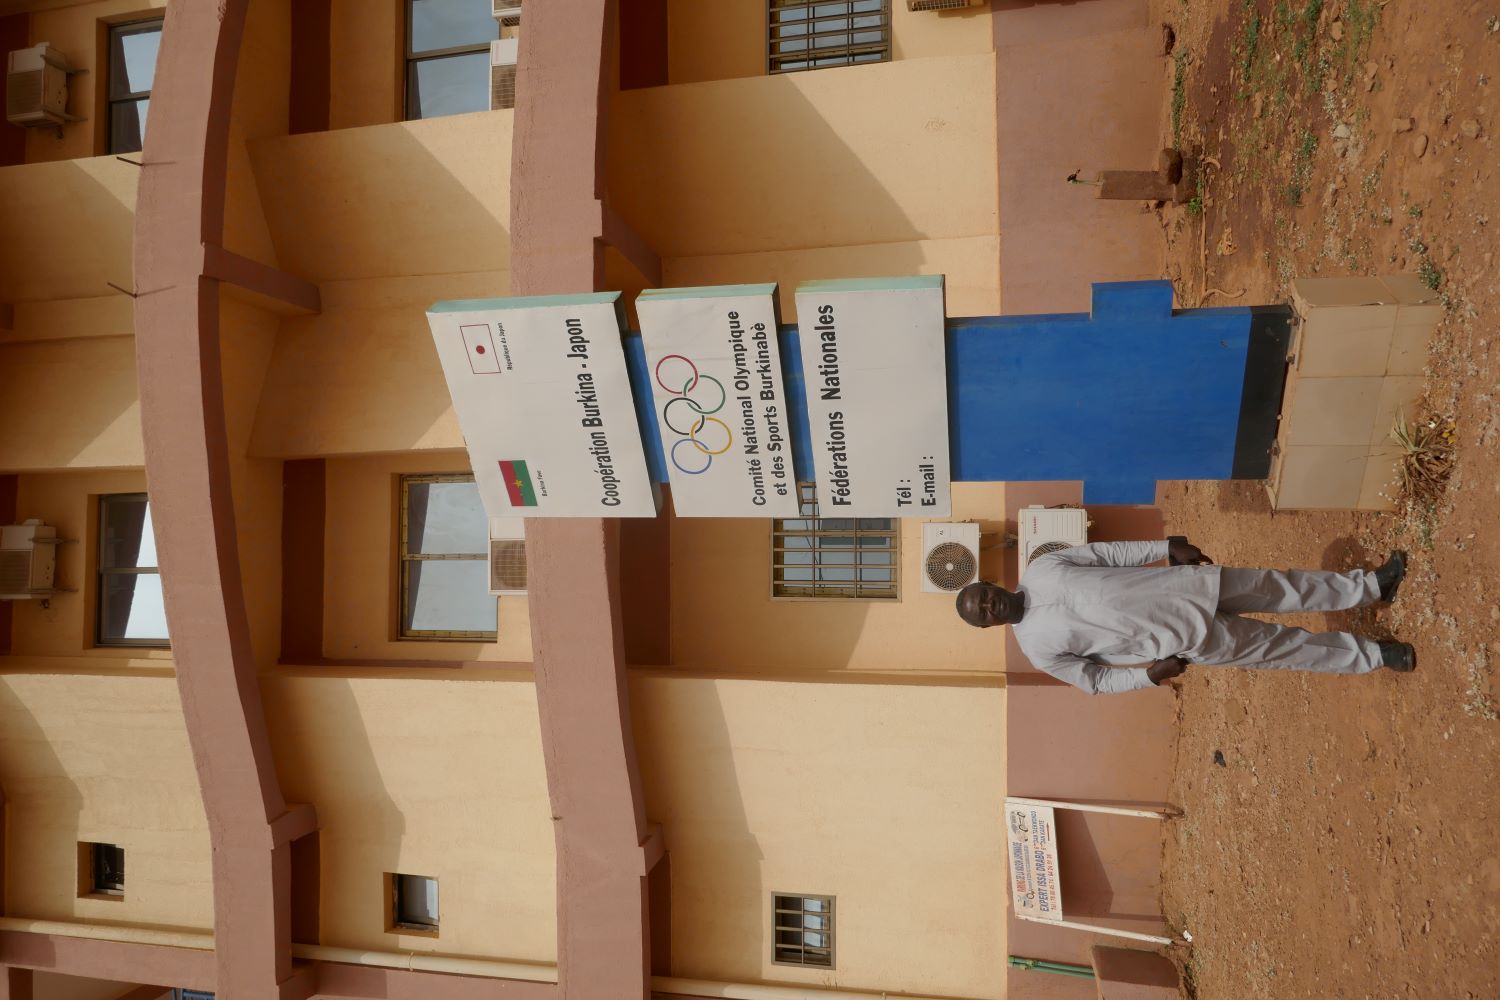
left=1012, top=540, right=1222, bottom=694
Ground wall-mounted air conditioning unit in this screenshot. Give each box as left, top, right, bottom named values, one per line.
left=907, top=0, right=987, bottom=11
left=6, top=43, right=79, bottom=130
left=1017, top=506, right=1089, bottom=577
left=490, top=38, right=519, bottom=111
left=492, top=1, right=522, bottom=29
left=920, top=521, right=980, bottom=594
left=489, top=517, right=527, bottom=596
left=1, top=520, right=59, bottom=600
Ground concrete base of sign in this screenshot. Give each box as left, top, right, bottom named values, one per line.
left=1267, top=275, right=1440, bottom=510
left=1090, top=946, right=1183, bottom=1000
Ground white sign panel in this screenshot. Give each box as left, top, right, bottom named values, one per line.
left=1005, top=799, right=1063, bottom=921
left=793, top=277, right=951, bottom=518
left=636, top=284, right=798, bottom=517
left=426, top=292, right=658, bottom=518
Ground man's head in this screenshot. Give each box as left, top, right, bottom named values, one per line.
left=955, top=581, right=1025, bottom=628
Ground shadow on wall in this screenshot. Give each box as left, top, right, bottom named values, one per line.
left=630, top=676, right=763, bottom=982
left=0, top=686, right=82, bottom=920
left=246, top=116, right=517, bottom=457
left=260, top=677, right=404, bottom=949
left=991, top=0, right=1168, bottom=313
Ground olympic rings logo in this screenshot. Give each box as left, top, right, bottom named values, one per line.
left=656, top=354, right=732, bottom=475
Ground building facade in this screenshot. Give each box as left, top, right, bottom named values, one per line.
left=0, top=2, right=1174, bottom=998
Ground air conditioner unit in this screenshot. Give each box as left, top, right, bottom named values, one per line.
left=907, top=0, right=987, bottom=11
left=490, top=37, right=519, bottom=111
left=492, top=1, right=522, bottom=28
left=6, top=43, right=78, bottom=130
left=489, top=517, right=527, bottom=596
left=920, top=521, right=980, bottom=594
left=1017, top=506, right=1089, bottom=577
left=1, top=520, right=58, bottom=600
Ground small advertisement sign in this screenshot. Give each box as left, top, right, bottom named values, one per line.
left=792, top=277, right=952, bottom=518
left=426, top=292, right=658, bottom=518
left=636, top=284, right=799, bottom=517
left=1005, top=799, right=1063, bottom=921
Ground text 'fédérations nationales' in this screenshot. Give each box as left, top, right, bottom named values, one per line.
left=810, top=303, right=938, bottom=508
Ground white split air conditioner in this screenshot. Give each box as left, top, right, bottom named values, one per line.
left=1017, top=506, right=1089, bottom=577
left=6, top=43, right=79, bottom=130
left=1, top=520, right=58, bottom=600
left=490, top=38, right=519, bottom=111
left=920, top=521, right=980, bottom=594
left=492, top=1, right=522, bottom=28
left=488, top=517, right=527, bottom=596
left=907, top=0, right=987, bottom=11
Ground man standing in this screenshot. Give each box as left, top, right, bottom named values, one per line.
left=954, top=537, right=1413, bottom=695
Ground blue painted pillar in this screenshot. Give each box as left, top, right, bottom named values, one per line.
left=624, top=281, right=1291, bottom=505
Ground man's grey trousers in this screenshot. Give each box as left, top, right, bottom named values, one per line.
left=1191, top=567, right=1384, bottom=674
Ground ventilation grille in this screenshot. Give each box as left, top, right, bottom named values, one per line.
left=1026, top=540, right=1073, bottom=565
left=0, top=549, right=33, bottom=594
left=924, top=541, right=977, bottom=592
left=908, top=0, right=982, bottom=11
left=489, top=539, right=528, bottom=593
left=5, top=70, right=43, bottom=119
left=491, top=62, right=518, bottom=110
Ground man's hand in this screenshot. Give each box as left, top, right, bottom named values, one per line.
left=1168, top=536, right=1214, bottom=566
left=1148, top=655, right=1189, bottom=685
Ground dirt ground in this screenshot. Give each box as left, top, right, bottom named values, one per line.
left=1143, top=0, right=1500, bottom=997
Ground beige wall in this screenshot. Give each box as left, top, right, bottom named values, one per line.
left=0, top=338, right=142, bottom=473
left=669, top=483, right=1006, bottom=674
left=248, top=113, right=512, bottom=283
left=319, top=452, right=532, bottom=663
left=667, top=0, right=994, bottom=84
left=247, top=273, right=501, bottom=459
left=632, top=674, right=1005, bottom=997
left=220, top=298, right=285, bottom=671
left=223, top=0, right=290, bottom=268
left=610, top=53, right=1001, bottom=318
left=6, top=470, right=165, bottom=660
left=0, top=670, right=213, bottom=931
left=0, top=156, right=137, bottom=303
left=262, top=671, right=556, bottom=961
left=22, top=0, right=169, bottom=164
left=611, top=54, right=998, bottom=258
left=328, top=0, right=403, bottom=131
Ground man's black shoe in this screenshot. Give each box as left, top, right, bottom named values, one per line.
left=1375, top=550, right=1408, bottom=603
left=1379, top=641, right=1416, bottom=672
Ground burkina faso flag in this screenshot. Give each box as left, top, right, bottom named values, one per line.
left=499, top=460, right=538, bottom=507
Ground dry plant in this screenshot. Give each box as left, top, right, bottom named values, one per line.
left=1390, top=409, right=1456, bottom=501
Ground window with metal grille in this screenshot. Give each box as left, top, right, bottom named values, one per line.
left=106, top=18, right=163, bottom=154
left=398, top=474, right=497, bottom=639
left=768, top=0, right=891, bottom=74
left=97, top=493, right=169, bottom=647
left=405, top=0, right=499, bottom=119
left=771, top=482, right=899, bottom=599
left=772, top=893, right=835, bottom=968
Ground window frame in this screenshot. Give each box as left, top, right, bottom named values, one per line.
left=105, top=17, right=164, bottom=155
left=96, top=492, right=169, bottom=649
left=397, top=473, right=497, bottom=641
left=767, top=0, right=892, bottom=76
left=387, top=872, right=440, bottom=936
left=78, top=841, right=126, bottom=899
left=771, top=892, right=836, bottom=969
left=403, top=0, right=498, bottom=121
left=770, top=482, right=900, bottom=601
